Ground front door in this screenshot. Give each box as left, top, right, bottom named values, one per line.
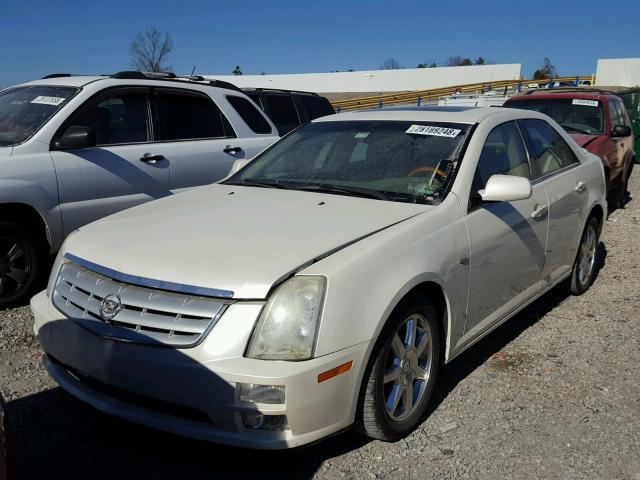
left=50, top=87, right=171, bottom=235
left=463, top=121, right=548, bottom=340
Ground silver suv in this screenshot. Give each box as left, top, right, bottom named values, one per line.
left=0, top=72, right=279, bottom=306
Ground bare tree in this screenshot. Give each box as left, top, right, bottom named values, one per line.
left=129, top=28, right=173, bottom=72
left=380, top=58, right=401, bottom=70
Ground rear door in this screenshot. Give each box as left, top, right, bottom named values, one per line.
left=50, top=87, right=171, bottom=234
left=519, top=119, right=586, bottom=288
left=464, top=121, right=548, bottom=338
left=151, top=88, right=245, bottom=191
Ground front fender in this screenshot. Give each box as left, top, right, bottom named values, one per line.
left=0, top=179, right=62, bottom=250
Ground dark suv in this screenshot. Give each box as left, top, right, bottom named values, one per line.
left=504, top=89, right=635, bottom=208
left=242, top=88, right=335, bottom=136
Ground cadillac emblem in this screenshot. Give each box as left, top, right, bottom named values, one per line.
left=100, top=293, right=122, bottom=321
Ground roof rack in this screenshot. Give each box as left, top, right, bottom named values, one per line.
left=109, top=71, right=240, bottom=91
left=525, top=87, right=616, bottom=96
left=240, top=87, right=319, bottom=96
left=42, top=73, right=73, bottom=79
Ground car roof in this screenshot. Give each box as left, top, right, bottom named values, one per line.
left=313, top=106, right=513, bottom=124
left=507, top=90, right=615, bottom=101
left=16, top=76, right=107, bottom=88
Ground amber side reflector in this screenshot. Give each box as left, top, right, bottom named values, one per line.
left=318, top=361, right=353, bottom=383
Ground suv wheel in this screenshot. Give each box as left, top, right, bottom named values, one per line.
left=356, top=295, right=441, bottom=441
left=0, top=222, right=40, bottom=308
left=567, top=216, right=600, bottom=295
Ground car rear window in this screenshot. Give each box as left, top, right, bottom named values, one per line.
left=226, top=95, right=273, bottom=134
left=297, top=94, right=335, bottom=120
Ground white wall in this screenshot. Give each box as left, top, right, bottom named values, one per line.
left=596, top=58, right=640, bottom=87
left=204, top=64, right=522, bottom=93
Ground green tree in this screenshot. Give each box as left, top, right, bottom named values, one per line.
left=232, top=65, right=243, bottom=75
left=533, top=58, right=557, bottom=79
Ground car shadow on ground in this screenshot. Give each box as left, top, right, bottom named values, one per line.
left=6, top=243, right=607, bottom=480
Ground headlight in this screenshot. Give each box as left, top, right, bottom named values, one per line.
left=246, top=276, right=326, bottom=361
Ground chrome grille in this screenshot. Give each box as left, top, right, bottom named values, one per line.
left=52, top=260, right=230, bottom=347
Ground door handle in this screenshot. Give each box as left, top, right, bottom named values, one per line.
left=531, top=204, right=548, bottom=220
left=223, top=145, right=243, bottom=155
left=140, top=153, right=165, bottom=164
left=575, top=181, right=587, bottom=193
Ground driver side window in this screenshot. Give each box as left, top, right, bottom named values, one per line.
left=66, top=90, right=150, bottom=146
left=471, top=121, right=530, bottom=194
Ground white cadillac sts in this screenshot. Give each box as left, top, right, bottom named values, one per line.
left=31, top=107, right=606, bottom=449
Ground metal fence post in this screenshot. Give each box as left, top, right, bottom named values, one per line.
left=417, top=96, right=421, bottom=106
left=378, top=100, right=382, bottom=109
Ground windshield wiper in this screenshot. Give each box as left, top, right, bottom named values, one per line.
left=560, top=124, right=592, bottom=135
left=292, top=183, right=390, bottom=201
left=224, top=178, right=288, bottom=189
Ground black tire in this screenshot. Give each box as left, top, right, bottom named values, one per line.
left=0, top=222, right=41, bottom=308
left=355, top=294, right=441, bottom=441
left=608, top=165, right=631, bottom=209
left=567, top=216, right=600, bottom=296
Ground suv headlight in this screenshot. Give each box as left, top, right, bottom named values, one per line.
left=246, top=276, right=326, bottom=361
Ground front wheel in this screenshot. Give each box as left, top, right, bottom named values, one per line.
left=567, top=216, right=600, bottom=295
left=356, top=295, right=441, bottom=441
left=0, top=222, right=41, bottom=309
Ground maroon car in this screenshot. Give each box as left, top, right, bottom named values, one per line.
left=504, top=90, right=636, bottom=208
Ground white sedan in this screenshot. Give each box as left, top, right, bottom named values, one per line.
left=31, top=106, right=606, bottom=449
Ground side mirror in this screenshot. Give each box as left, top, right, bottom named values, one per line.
left=479, top=174, right=532, bottom=202
left=228, top=158, right=250, bottom=175
left=611, top=125, right=632, bottom=138
left=53, top=126, right=96, bottom=150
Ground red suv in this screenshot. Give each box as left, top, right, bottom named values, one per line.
left=504, top=90, right=635, bottom=208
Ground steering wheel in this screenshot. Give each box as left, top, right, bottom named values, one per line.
left=408, top=166, right=448, bottom=179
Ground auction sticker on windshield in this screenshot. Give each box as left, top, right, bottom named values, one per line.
left=406, top=125, right=461, bottom=137
left=31, top=96, right=66, bottom=106
left=572, top=99, right=599, bottom=107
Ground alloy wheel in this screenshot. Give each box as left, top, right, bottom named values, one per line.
left=577, top=223, right=597, bottom=286
left=383, top=313, right=434, bottom=422
left=0, top=236, right=32, bottom=300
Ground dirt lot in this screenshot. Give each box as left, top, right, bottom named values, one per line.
left=1, top=171, right=639, bottom=480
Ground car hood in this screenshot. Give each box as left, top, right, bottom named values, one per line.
left=65, top=184, right=428, bottom=299
left=569, top=133, right=601, bottom=149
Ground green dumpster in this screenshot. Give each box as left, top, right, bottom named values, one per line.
left=618, top=88, right=640, bottom=163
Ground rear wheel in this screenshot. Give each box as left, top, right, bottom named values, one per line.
left=0, top=222, right=41, bottom=308
left=356, top=295, right=441, bottom=441
left=567, top=216, right=600, bottom=295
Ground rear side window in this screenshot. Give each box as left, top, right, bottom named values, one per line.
left=263, top=94, right=300, bottom=135
left=226, top=95, right=273, bottom=134
left=472, top=121, right=530, bottom=193
left=154, top=90, right=235, bottom=141
left=297, top=95, right=335, bottom=120
left=520, top=119, right=578, bottom=178
left=69, top=91, right=149, bottom=145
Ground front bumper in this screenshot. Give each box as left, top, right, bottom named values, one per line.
left=31, top=291, right=371, bottom=449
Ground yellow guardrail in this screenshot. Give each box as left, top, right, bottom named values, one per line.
left=332, top=76, right=594, bottom=112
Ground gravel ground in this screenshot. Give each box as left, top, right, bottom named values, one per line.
left=1, top=171, right=639, bottom=480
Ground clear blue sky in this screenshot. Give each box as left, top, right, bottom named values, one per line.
left=1, top=0, right=639, bottom=86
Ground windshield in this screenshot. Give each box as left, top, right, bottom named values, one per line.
left=227, top=120, right=471, bottom=205
left=0, top=85, right=78, bottom=146
left=506, top=98, right=604, bottom=135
